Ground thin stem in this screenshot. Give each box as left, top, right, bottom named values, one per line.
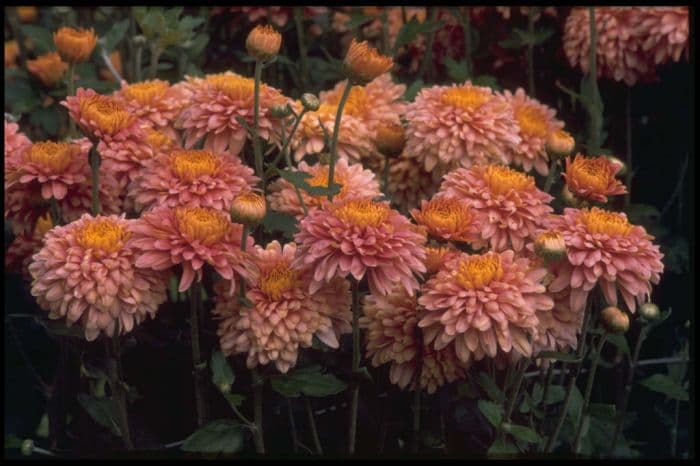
left=573, top=333, right=607, bottom=453
left=190, top=281, right=207, bottom=427
left=293, top=7, right=309, bottom=91
left=540, top=361, right=556, bottom=428
left=68, top=64, right=76, bottom=137
left=586, top=7, right=602, bottom=154
left=252, top=367, right=265, bottom=454
left=543, top=159, right=560, bottom=194
left=100, top=46, right=123, bottom=83
left=253, top=60, right=264, bottom=181
left=49, top=197, right=62, bottom=226
left=305, top=396, right=323, bottom=455
left=89, top=147, right=101, bottom=216
left=671, top=398, right=680, bottom=457
left=462, top=7, right=473, bottom=78
left=280, top=118, right=308, bottom=216
left=149, top=43, right=161, bottom=79
left=499, top=357, right=529, bottom=443
left=327, top=82, right=353, bottom=201
left=106, top=329, right=134, bottom=450
left=417, top=7, right=439, bottom=82
left=287, top=398, right=299, bottom=454
left=624, top=87, right=632, bottom=207
left=240, top=225, right=249, bottom=252
left=347, top=277, right=361, bottom=454
left=410, top=327, right=423, bottom=454
left=264, top=109, right=308, bottom=179
left=134, top=43, right=143, bottom=82
left=526, top=8, right=536, bottom=97
left=382, top=154, right=390, bottom=195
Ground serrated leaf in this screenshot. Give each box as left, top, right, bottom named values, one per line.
left=639, top=374, right=688, bottom=401
left=77, top=393, right=121, bottom=437
left=589, top=403, right=616, bottom=419
left=101, top=19, right=130, bottom=52
left=393, top=17, right=442, bottom=52
left=181, top=419, right=244, bottom=454
left=477, top=399, right=502, bottom=428
left=606, top=334, right=630, bottom=356
left=210, top=351, right=235, bottom=388
left=20, top=25, right=54, bottom=54
left=535, top=351, right=582, bottom=363
left=476, top=372, right=506, bottom=404
left=444, top=57, right=468, bottom=82
left=487, top=437, right=518, bottom=456
left=270, top=365, right=347, bottom=398
left=503, top=423, right=540, bottom=443
left=261, top=211, right=298, bottom=239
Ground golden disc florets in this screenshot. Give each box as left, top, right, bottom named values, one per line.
left=333, top=199, right=390, bottom=228
left=76, top=217, right=130, bottom=254
left=454, top=253, right=504, bottom=289
left=175, top=207, right=230, bottom=245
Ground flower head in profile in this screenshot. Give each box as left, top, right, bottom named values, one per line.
left=438, top=165, right=553, bottom=251
left=294, top=198, right=427, bottom=296
left=127, top=149, right=258, bottom=213
left=130, top=206, right=253, bottom=294
left=6, top=212, right=53, bottom=281
left=28, top=214, right=167, bottom=341
left=114, top=79, right=188, bottom=131
left=419, top=250, right=552, bottom=363
left=246, top=25, right=282, bottom=61
left=213, top=241, right=351, bottom=373
left=374, top=121, right=406, bottom=157
left=53, top=27, right=98, bottom=63
left=230, top=191, right=267, bottom=225
left=405, top=82, right=521, bottom=172
left=424, top=244, right=461, bottom=276
left=343, top=38, right=393, bottom=85
left=386, top=151, right=444, bottom=213
left=546, top=208, right=664, bottom=314
left=267, top=158, right=381, bottom=219
left=411, top=197, right=482, bottom=244
left=27, top=52, right=68, bottom=87
left=563, top=154, right=626, bottom=203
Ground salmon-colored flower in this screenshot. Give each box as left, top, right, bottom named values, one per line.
left=418, top=250, right=552, bottom=363
left=28, top=214, right=168, bottom=341
left=5, top=120, right=32, bottom=164
left=386, top=151, right=444, bottom=213
left=411, top=197, right=482, bottom=244
left=130, top=206, right=253, bottom=294
left=267, top=158, right=381, bottom=219
left=5, top=212, right=53, bottom=281
left=294, top=198, right=427, bottom=296
left=214, top=241, right=351, bottom=373
left=405, top=83, right=521, bottom=172
left=114, top=79, right=188, bottom=132
left=563, top=154, right=627, bottom=203
left=246, top=24, right=282, bottom=61
left=374, top=122, right=406, bottom=157
left=53, top=27, right=98, bottom=64
left=343, top=38, right=393, bottom=85
left=546, top=129, right=576, bottom=159
left=424, top=244, right=461, bottom=275
left=127, top=149, right=258, bottom=213
left=438, top=165, right=553, bottom=252
left=27, top=52, right=68, bottom=87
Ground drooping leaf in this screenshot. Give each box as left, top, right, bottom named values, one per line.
left=210, top=351, right=235, bottom=389
left=487, top=437, right=519, bottom=456
left=535, top=351, right=582, bottom=363
left=77, top=393, right=121, bottom=437
left=261, top=211, right=298, bottom=239
left=101, top=19, right=130, bottom=52
left=502, top=423, right=541, bottom=443
left=477, top=399, right=502, bottom=428
left=181, top=419, right=245, bottom=454
left=270, top=365, right=347, bottom=398
left=444, top=57, right=469, bottom=82
left=20, top=25, right=54, bottom=54
left=476, top=372, right=506, bottom=404
left=639, top=374, right=688, bottom=401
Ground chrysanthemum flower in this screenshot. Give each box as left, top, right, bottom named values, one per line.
left=411, top=197, right=482, bottom=244
left=438, top=165, right=553, bottom=251
left=294, top=198, right=427, bottom=296
left=546, top=207, right=664, bottom=313
left=5, top=212, right=53, bottom=281
left=130, top=205, right=253, bottom=294
left=53, top=27, right=98, bottom=64
left=267, top=158, right=381, bottom=219
left=4, top=120, right=32, bottom=163
left=230, top=191, right=267, bottom=225
left=16, top=6, right=38, bottom=23
left=27, top=52, right=68, bottom=87
left=213, top=241, right=351, bottom=373
left=343, top=38, right=393, bottom=85
left=563, top=154, right=627, bottom=203
left=127, top=149, right=258, bottom=213
left=374, top=122, right=406, bottom=157
left=177, top=71, right=288, bottom=155
left=418, top=250, right=552, bottom=363
left=114, top=79, right=188, bottom=132
left=502, top=88, right=564, bottom=176
left=424, top=244, right=461, bottom=275
left=386, top=151, right=444, bottom=213
left=533, top=284, right=582, bottom=355
left=28, top=214, right=168, bottom=341
left=405, top=82, right=521, bottom=171
left=361, top=285, right=468, bottom=393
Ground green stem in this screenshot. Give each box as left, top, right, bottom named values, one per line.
left=134, top=43, right=143, bottom=82
left=240, top=225, right=249, bottom=252
left=327, top=82, right=353, bottom=201
left=253, top=59, right=264, bottom=182
left=89, top=147, right=101, bottom=216
left=543, top=159, right=560, bottom=194
left=526, top=8, right=536, bottom=97
left=417, top=7, right=439, bottom=83
left=280, top=118, right=308, bottom=216
left=190, top=281, right=207, bottom=427
left=573, top=333, right=607, bottom=453
left=586, top=7, right=602, bottom=154
left=463, top=7, right=473, bottom=78
left=68, top=64, right=76, bottom=137
left=264, top=109, right=307, bottom=179
left=540, top=361, right=556, bottom=431
left=382, top=154, right=390, bottom=195
left=49, top=198, right=62, bottom=226
left=671, top=398, right=680, bottom=457
left=305, top=396, right=323, bottom=455
left=149, top=43, right=161, bottom=79
left=624, top=87, right=632, bottom=207
left=499, top=357, right=530, bottom=442
left=252, top=367, right=265, bottom=454
left=286, top=398, right=299, bottom=454
left=410, top=329, right=423, bottom=454
left=106, top=329, right=134, bottom=450
left=293, top=7, right=309, bottom=91
left=347, top=277, right=361, bottom=454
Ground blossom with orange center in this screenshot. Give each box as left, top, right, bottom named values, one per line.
left=53, top=27, right=98, bottom=63
left=5, top=212, right=53, bottom=281
left=177, top=71, right=288, bottom=155
left=424, top=245, right=461, bottom=275
left=294, top=198, right=427, bottom=296
left=386, top=150, right=444, bottom=213
left=563, top=154, right=627, bottom=203
left=503, top=88, right=564, bottom=176
left=411, top=197, right=482, bottom=244
left=267, top=158, right=381, bottom=219
left=546, top=129, right=576, bottom=158
left=405, top=83, right=521, bottom=172
left=130, top=205, right=253, bottom=294
left=546, top=208, right=664, bottom=314
left=114, top=79, right=188, bottom=131
left=214, top=241, right=351, bottom=373
left=343, top=38, right=393, bottom=85
left=128, top=149, right=258, bottom=213
left=438, top=165, right=553, bottom=252
left=419, top=250, right=552, bottom=363
left=5, top=41, right=19, bottom=68
left=28, top=214, right=168, bottom=341
left=27, top=52, right=68, bottom=87
left=246, top=24, right=282, bottom=61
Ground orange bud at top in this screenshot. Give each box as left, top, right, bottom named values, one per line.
left=600, top=306, right=630, bottom=334
left=53, top=27, right=98, bottom=64
left=342, top=38, right=393, bottom=85
left=27, top=52, right=69, bottom=87
left=545, top=129, right=575, bottom=158
left=246, top=25, right=282, bottom=61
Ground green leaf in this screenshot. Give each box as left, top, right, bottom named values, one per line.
left=639, top=374, right=688, bottom=401
left=589, top=403, right=616, bottom=420
left=223, top=393, right=245, bottom=409
left=261, top=211, right=298, bottom=239
left=502, top=423, right=540, bottom=443
left=168, top=275, right=179, bottom=302
left=278, top=170, right=341, bottom=197
left=566, top=385, right=583, bottom=419
left=535, top=351, right=582, bottom=363
left=181, top=419, right=244, bottom=454
left=393, top=17, right=442, bottom=52
left=606, top=334, right=630, bottom=356
left=20, top=25, right=54, bottom=54
left=403, top=79, right=424, bottom=102
left=456, top=381, right=479, bottom=399
left=477, top=400, right=502, bottom=428
left=4, top=78, right=41, bottom=114
left=345, top=12, right=374, bottom=30
left=5, top=434, right=24, bottom=449
left=35, top=413, right=49, bottom=439
left=210, top=351, right=235, bottom=389
left=34, top=315, right=85, bottom=338
left=444, top=57, right=469, bottom=82
left=544, top=386, right=566, bottom=405
left=476, top=372, right=506, bottom=404
left=270, top=365, right=347, bottom=398
left=487, top=438, right=519, bottom=456
left=77, top=393, right=121, bottom=437
left=29, top=107, right=60, bottom=137
left=473, top=74, right=501, bottom=91
left=101, top=19, right=130, bottom=52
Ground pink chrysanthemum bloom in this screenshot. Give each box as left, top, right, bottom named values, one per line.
left=386, top=151, right=444, bottom=213
left=546, top=207, right=664, bottom=314
left=438, top=165, right=553, bottom=252
left=213, top=241, right=351, bottom=373
left=563, top=154, right=627, bottom=203
left=411, top=197, right=482, bottom=244
left=130, top=205, right=253, bottom=294
left=28, top=214, right=168, bottom=341
left=424, top=244, right=461, bottom=275
left=418, top=250, right=553, bottom=363
left=113, top=79, right=188, bottom=135
left=127, top=149, right=258, bottom=213
left=177, top=72, right=288, bottom=155
left=502, top=88, right=564, bottom=176
left=267, top=158, right=381, bottom=219
left=4, top=119, right=32, bottom=164
left=405, top=82, right=521, bottom=171
left=5, top=212, right=53, bottom=281
left=360, top=285, right=468, bottom=394
left=294, top=198, right=427, bottom=296
left=637, top=7, right=689, bottom=67
left=62, top=88, right=145, bottom=143
left=290, top=103, right=376, bottom=164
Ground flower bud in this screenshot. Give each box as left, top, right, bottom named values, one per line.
left=53, top=27, right=98, bottom=64
left=638, top=302, right=660, bottom=322
left=27, top=52, right=69, bottom=87
left=600, top=306, right=630, bottom=334
left=534, top=231, right=567, bottom=262
left=604, top=154, right=627, bottom=176
left=561, top=185, right=577, bottom=206
left=300, top=93, right=320, bottom=112
left=246, top=25, right=282, bottom=61
left=17, top=7, right=38, bottom=23
left=545, top=129, right=575, bottom=158
left=342, top=38, right=393, bottom=85
left=21, top=439, right=34, bottom=456
left=231, top=192, right=267, bottom=225
left=133, top=35, right=147, bottom=47
left=374, top=122, right=406, bottom=157
left=271, top=104, right=292, bottom=119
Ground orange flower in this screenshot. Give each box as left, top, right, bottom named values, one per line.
left=245, top=24, right=282, bottom=61
left=5, top=41, right=19, bottom=68
left=545, top=129, right=575, bottom=158
left=342, top=38, right=393, bottom=85
left=53, top=27, right=98, bottom=63
left=563, top=154, right=626, bottom=203
left=27, top=52, right=68, bottom=87
left=17, top=6, right=38, bottom=23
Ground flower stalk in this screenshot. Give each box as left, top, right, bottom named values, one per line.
left=252, top=366, right=265, bottom=454
left=573, top=332, right=608, bottom=453
left=253, top=59, right=264, bottom=181
left=190, top=281, right=207, bottom=427
left=327, top=82, right=353, bottom=201
left=305, top=396, right=323, bottom=455
left=347, top=276, right=361, bottom=454
left=106, top=327, right=134, bottom=450
left=89, top=146, right=101, bottom=216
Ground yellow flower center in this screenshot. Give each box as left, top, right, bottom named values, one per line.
left=259, top=262, right=300, bottom=300
left=34, top=213, right=54, bottom=237
left=27, top=141, right=74, bottom=172
left=482, top=165, right=534, bottom=195
left=169, top=150, right=219, bottom=181
left=417, top=198, right=472, bottom=233
left=425, top=246, right=454, bottom=274
left=175, top=207, right=230, bottom=245
left=145, top=128, right=174, bottom=150
left=455, top=254, right=504, bottom=289
left=579, top=208, right=632, bottom=236
left=301, top=104, right=337, bottom=137
left=307, top=168, right=347, bottom=198
left=570, top=157, right=611, bottom=192
left=207, top=73, right=255, bottom=101
left=79, top=95, right=132, bottom=134
left=334, top=199, right=390, bottom=227
left=122, top=80, right=169, bottom=104
left=441, top=87, right=491, bottom=111
left=515, top=104, right=548, bottom=138
left=326, top=86, right=369, bottom=118
left=76, top=218, right=129, bottom=253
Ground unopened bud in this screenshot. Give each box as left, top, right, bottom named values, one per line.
left=342, top=38, right=393, bottom=85
left=545, top=129, right=575, bottom=159
left=638, top=302, right=660, bottom=322
left=300, top=93, right=320, bottom=112
left=246, top=25, right=282, bottom=61
left=218, top=383, right=231, bottom=393
left=600, top=306, right=630, bottom=334
left=604, top=154, right=627, bottom=176
left=133, top=35, right=147, bottom=47
left=534, top=231, right=567, bottom=262
left=271, top=104, right=292, bottom=119
left=561, top=185, right=577, bottom=206
left=21, top=439, right=34, bottom=456
left=230, top=192, right=267, bottom=225
left=374, top=122, right=406, bottom=157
